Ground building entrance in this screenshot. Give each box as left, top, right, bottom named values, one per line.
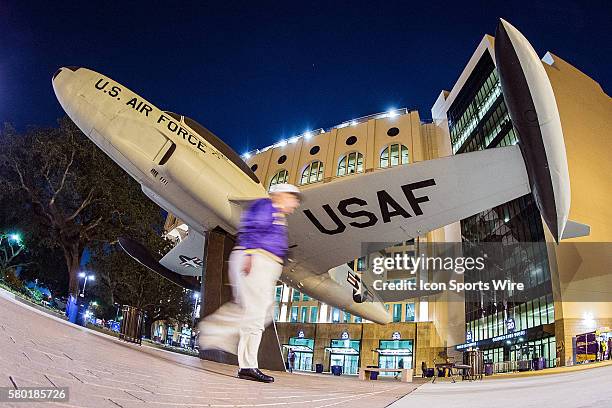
left=327, top=338, right=361, bottom=375
left=376, top=339, right=413, bottom=376
left=286, top=337, right=314, bottom=371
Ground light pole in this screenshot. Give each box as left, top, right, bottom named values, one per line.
left=78, top=272, right=95, bottom=297
left=114, top=302, right=120, bottom=321
left=192, top=292, right=200, bottom=328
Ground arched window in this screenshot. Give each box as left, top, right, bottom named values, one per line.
left=380, top=144, right=409, bottom=168
left=269, top=169, right=289, bottom=187
left=300, top=161, right=324, bottom=185
left=337, top=152, right=364, bottom=176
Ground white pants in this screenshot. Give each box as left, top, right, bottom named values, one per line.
left=199, top=250, right=282, bottom=368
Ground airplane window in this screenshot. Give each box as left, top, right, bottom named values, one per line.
left=310, top=146, right=320, bottom=155
left=164, top=111, right=182, bottom=121
left=277, top=155, right=287, bottom=164
left=250, top=164, right=258, bottom=172
left=183, top=116, right=259, bottom=184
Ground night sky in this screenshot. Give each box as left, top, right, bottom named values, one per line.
left=1, top=1, right=610, bottom=155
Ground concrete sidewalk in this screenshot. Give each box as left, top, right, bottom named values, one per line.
left=0, top=291, right=419, bottom=408
left=390, top=362, right=612, bottom=407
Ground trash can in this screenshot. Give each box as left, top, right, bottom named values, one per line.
left=484, top=363, right=494, bottom=376
left=518, top=360, right=531, bottom=372
left=315, top=364, right=324, bottom=373
left=426, top=368, right=435, bottom=378
left=367, top=365, right=379, bottom=380
left=119, top=305, right=144, bottom=344
left=532, top=357, right=545, bottom=370
left=331, top=365, right=342, bottom=376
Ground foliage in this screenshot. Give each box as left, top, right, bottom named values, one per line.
left=0, top=117, right=193, bottom=329
left=0, top=118, right=166, bottom=296
left=0, top=232, right=27, bottom=279
left=90, top=234, right=196, bottom=335
left=3, top=269, right=24, bottom=291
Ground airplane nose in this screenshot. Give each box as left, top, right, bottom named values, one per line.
left=52, top=66, right=81, bottom=81
left=52, top=68, right=62, bottom=81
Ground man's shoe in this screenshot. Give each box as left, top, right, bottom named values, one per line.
left=238, top=368, right=274, bottom=383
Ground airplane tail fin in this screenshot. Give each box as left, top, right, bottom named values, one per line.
left=158, top=230, right=205, bottom=277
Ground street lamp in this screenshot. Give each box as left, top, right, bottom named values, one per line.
left=79, top=273, right=95, bottom=297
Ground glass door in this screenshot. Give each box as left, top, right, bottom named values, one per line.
left=330, top=354, right=359, bottom=375
left=296, top=352, right=313, bottom=371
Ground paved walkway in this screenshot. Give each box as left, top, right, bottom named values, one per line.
left=0, top=292, right=418, bottom=408
left=391, top=362, right=612, bottom=407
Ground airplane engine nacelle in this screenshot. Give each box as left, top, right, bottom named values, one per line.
left=495, top=19, right=571, bottom=242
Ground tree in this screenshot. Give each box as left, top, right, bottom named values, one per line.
left=0, top=232, right=27, bottom=280
left=90, top=234, right=195, bottom=337
left=0, top=118, right=165, bottom=297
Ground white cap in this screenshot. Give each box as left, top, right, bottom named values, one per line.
left=268, top=183, right=301, bottom=196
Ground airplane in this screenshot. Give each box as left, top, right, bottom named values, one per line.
left=51, top=20, right=589, bottom=325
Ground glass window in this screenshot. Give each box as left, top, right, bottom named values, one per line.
left=337, top=152, right=364, bottom=176
left=380, top=144, right=409, bottom=168
left=393, top=304, right=402, bottom=322
left=270, top=169, right=288, bottom=187
left=275, top=286, right=283, bottom=302
left=332, top=308, right=340, bottom=323
left=546, top=295, right=554, bottom=323
left=302, top=293, right=311, bottom=301
left=310, top=307, right=318, bottom=323
left=301, top=307, right=308, bottom=322
left=380, top=146, right=389, bottom=168
left=343, top=312, right=351, bottom=323
left=292, top=289, right=301, bottom=301
left=405, top=303, right=415, bottom=321
left=290, top=306, right=298, bottom=322
left=300, top=161, right=324, bottom=185
left=273, top=306, right=280, bottom=321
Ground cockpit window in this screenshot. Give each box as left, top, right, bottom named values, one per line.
left=183, top=116, right=260, bottom=184
left=164, top=111, right=182, bottom=121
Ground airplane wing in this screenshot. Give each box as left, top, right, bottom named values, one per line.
left=118, top=237, right=200, bottom=291
left=288, top=145, right=530, bottom=273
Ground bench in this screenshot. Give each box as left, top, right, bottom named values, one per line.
left=358, top=367, right=413, bottom=382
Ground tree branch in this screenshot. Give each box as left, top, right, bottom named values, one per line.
left=66, top=188, right=98, bottom=222
left=11, top=159, right=54, bottom=226
left=50, top=148, right=75, bottom=205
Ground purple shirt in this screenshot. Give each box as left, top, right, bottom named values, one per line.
left=236, top=198, right=288, bottom=261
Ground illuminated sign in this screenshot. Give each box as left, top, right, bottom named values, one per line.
left=506, top=318, right=516, bottom=332
left=466, top=331, right=473, bottom=342
left=298, top=330, right=305, bottom=339
left=376, top=348, right=413, bottom=356
left=341, top=331, right=350, bottom=340
left=392, top=331, right=401, bottom=340
left=491, top=330, right=525, bottom=343
left=325, top=347, right=359, bottom=355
